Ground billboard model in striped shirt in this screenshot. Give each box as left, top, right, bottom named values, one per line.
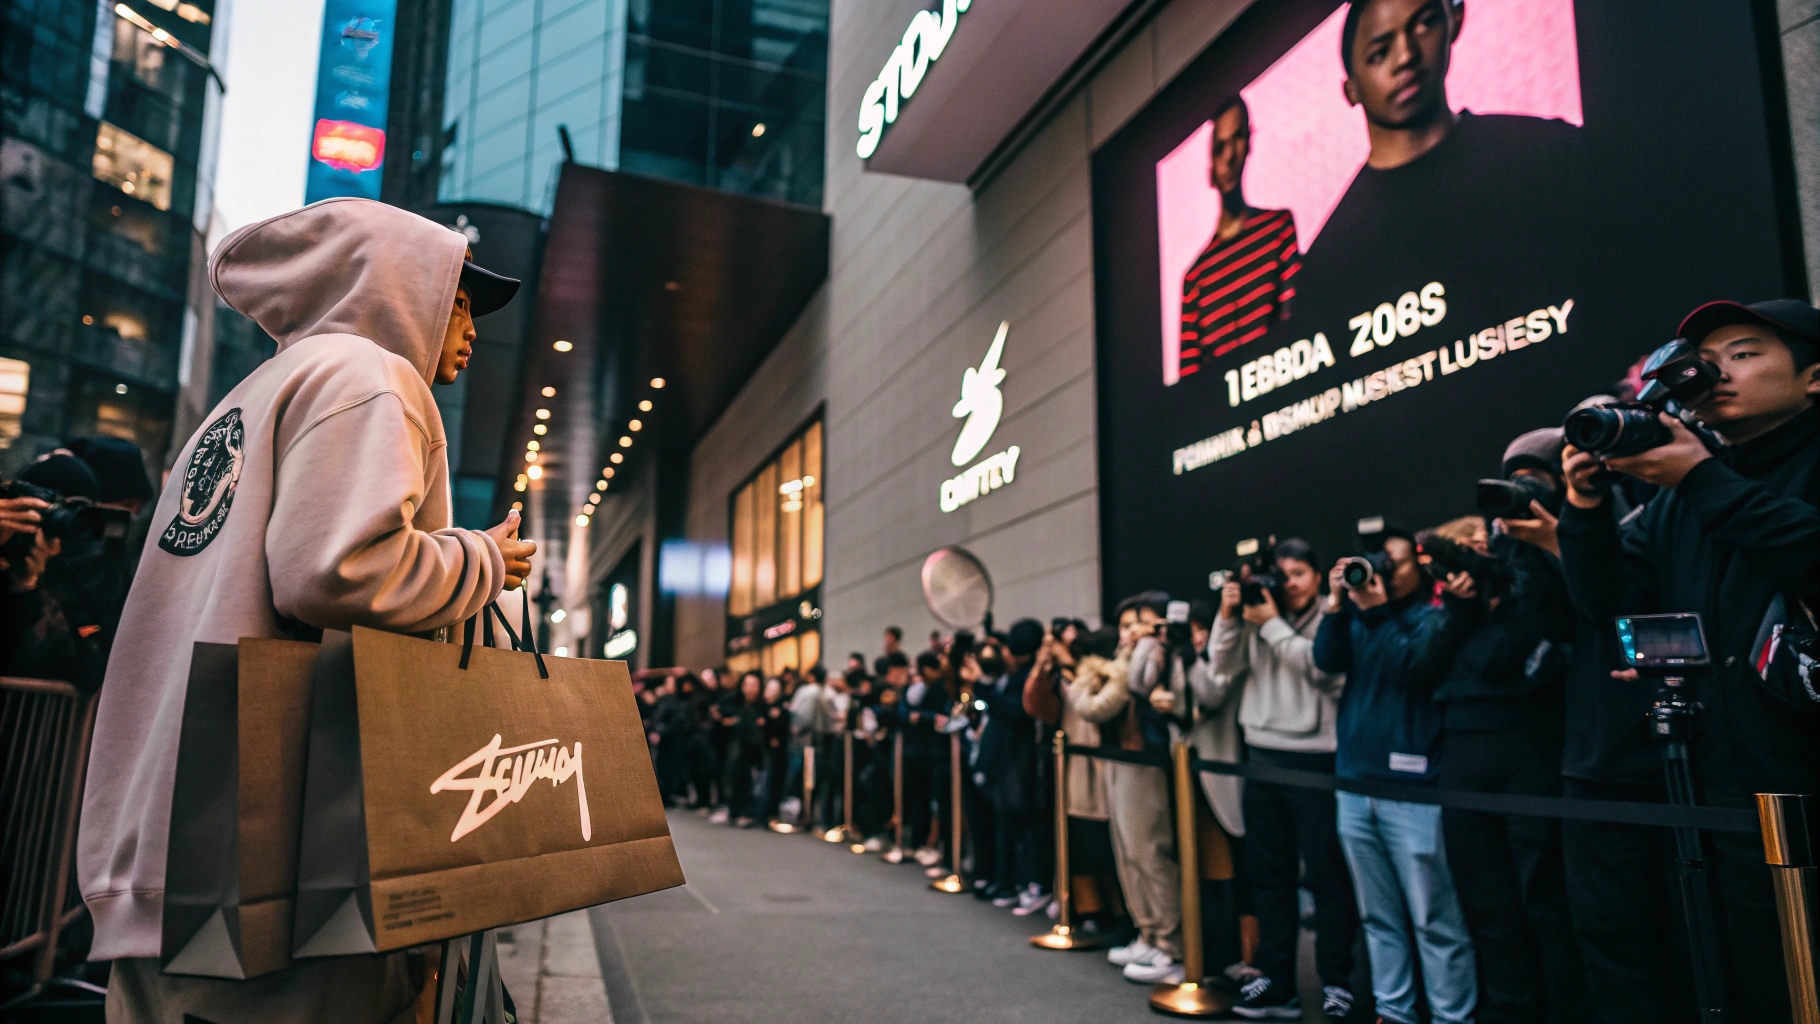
left=1177, top=208, right=1300, bottom=380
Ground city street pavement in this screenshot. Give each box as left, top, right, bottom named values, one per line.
left=555, top=810, right=1335, bottom=1023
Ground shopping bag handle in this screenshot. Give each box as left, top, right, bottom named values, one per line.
left=457, top=597, right=549, bottom=679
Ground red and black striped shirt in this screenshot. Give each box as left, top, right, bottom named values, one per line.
left=1178, top=208, right=1301, bottom=378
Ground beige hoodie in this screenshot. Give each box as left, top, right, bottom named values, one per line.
left=79, top=198, right=507, bottom=960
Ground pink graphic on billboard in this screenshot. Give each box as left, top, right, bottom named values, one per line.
left=1155, top=0, right=1583, bottom=385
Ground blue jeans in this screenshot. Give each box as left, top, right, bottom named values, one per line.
left=1337, top=792, right=1478, bottom=1024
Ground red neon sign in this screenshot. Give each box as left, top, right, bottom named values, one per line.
left=312, top=119, right=385, bottom=173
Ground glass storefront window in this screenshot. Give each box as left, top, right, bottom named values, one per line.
left=92, top=122, right=174, bottom=211
left=0, top=358, right=28, bottom=452
left=726, top=415, right=824, bottom=668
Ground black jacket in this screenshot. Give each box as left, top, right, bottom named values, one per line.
left=1408, top=535, right=1573, bottom=733
left=1556, top=407, right=1820, bottom=798
left=898, top=676, right=948, bottom=760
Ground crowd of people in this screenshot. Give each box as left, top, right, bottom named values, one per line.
left=634, top=300, right=1820, bottom=1024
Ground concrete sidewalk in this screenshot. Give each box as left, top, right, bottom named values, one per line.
left=507, top=808, right=1338, bottom=1022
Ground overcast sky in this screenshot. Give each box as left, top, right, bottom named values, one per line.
left=212, top=0, right=325, bottom=236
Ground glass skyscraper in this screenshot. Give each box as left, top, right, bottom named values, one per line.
left=1, top=0, right=224, bottom=477
left=439, top=0, right=827, bottom=212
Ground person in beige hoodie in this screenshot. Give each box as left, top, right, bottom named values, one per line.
left=79, top=198, right=536, bottom=1023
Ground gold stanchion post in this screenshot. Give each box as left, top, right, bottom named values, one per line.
left=932, top=730, right=967, bottom=893
left=845, top=729, right=866, bottom=852
left=884, top=731, right=906, bottom=863
left=1148, top=740, right=1231, bottom=1017
left=1759, top=793, right=1820, bottom=1024
left=1032, top=730, right=1103, bottom=950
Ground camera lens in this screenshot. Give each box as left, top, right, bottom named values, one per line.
left=1340, top=557, right=1374, bottom=589
left=1563, top=405, right=1673, bottom=458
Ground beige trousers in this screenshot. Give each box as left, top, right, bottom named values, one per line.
left=1104, top=759, right=1182, bottom=959
left=106, top=954, right=419, bottom=1024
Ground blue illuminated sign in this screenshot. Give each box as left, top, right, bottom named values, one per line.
left=304, top=0, right=397, bottom=203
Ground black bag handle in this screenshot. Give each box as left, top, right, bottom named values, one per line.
left=456, top=595, right=548, bottom=679
left=520, top=588, right=548, bottom=679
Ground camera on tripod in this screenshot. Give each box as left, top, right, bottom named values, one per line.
left=1562, top=339, right=1721, bottom=457
left=0, top=479, right=131, bottom=563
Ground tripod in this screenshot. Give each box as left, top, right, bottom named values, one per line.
left=1649, top=674, right=1729, bottom=1023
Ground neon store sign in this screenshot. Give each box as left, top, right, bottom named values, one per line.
left=856, top=0, right=969, bottom=159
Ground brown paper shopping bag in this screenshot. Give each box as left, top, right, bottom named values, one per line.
left=292, top=603, right=682, bottom=956
left=161, top=638, right=320, bottom=978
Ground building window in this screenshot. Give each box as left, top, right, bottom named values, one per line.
left=93, top=122, right=174, bottom=211
left=0, top=358, right=28, bottom=452
left=726, top=416, right=822, bottom=671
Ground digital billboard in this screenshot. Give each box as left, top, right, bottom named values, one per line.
left=304, top=0, right=397, bottom=203
left=1093, top=0, right=1805, bottom=603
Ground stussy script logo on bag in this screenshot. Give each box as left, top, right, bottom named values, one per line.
left=430, top=735, right=592, bottom=843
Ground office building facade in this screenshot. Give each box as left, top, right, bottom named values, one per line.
left=2, top=0, right=225, bottom=478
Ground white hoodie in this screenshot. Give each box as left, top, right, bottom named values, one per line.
left=79, top=198, right=508, bottom=960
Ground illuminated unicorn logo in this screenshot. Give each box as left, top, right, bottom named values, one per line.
left=950, top=321, right=1008, bottom=467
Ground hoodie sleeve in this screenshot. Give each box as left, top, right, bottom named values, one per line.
left=1258, top=614, right=1343, bottom=694
left=266, top=392, right=504, bottom=633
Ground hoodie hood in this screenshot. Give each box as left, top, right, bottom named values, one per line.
left=210, top=197, right=466, bottom=384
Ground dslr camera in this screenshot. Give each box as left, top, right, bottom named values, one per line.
left=1210, top=548, right=1280, bottom=608
left=1337, top=550, right=1395, bottom=590
left=1563, top=338, right=1721, bottom=457
left=0, top=479, right=130, bottom=563
left=1476, top=475, right=1556, bottom=520
left=1415, top=530, right=1512, bottom=598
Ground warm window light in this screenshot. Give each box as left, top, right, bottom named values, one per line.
left=650, top=378, right=665, bottom=388
left=535, top=408, right=551, bottom=420
left=596, top=480, right=608, bottom=491
left=526, top=440, right=540, bottom=451
left=553, top=340, right=572, bottom=352
left=575, top=514, right=590, bottom=526
left=541, top=386, right=556, bottom=397
left=527, top=465, right=543, bottom=479
left=752, top=123, right=766, bottom=137
left=551, top=609, right=567, bottom=624
left=638, top=400, right=652, bottom=412
left=610, top=453, right=623, bottom=464
left=618, top=436, right=632, bottom=447
left=534, top=424, right=547, bottom=435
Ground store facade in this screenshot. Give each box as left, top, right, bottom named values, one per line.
left=655, top=0, right=1820, bottom=672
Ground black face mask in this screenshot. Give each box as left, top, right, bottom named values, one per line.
left=977, top=655, right=1006, bottom=677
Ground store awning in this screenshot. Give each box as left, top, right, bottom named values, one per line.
left=508, top=163, right=830, bottom=545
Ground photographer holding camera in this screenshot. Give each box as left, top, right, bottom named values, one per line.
left=1315, top=529, right=1479, bottom=1024
left=1, top=450, right=141, bottom=691
left=1408, top=430, right=1586, bottom=1024
left=1557, top=298, right=1820, bottom=1022
left=1210, top=539, right=1359, bottom=1021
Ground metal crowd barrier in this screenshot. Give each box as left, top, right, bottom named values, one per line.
left=0, top=677, right=98, bottom=1002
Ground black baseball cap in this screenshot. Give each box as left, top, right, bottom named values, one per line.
left=459, top=260, right=521, bottom=317
left=1678, top=299, right=1820, bottom=349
